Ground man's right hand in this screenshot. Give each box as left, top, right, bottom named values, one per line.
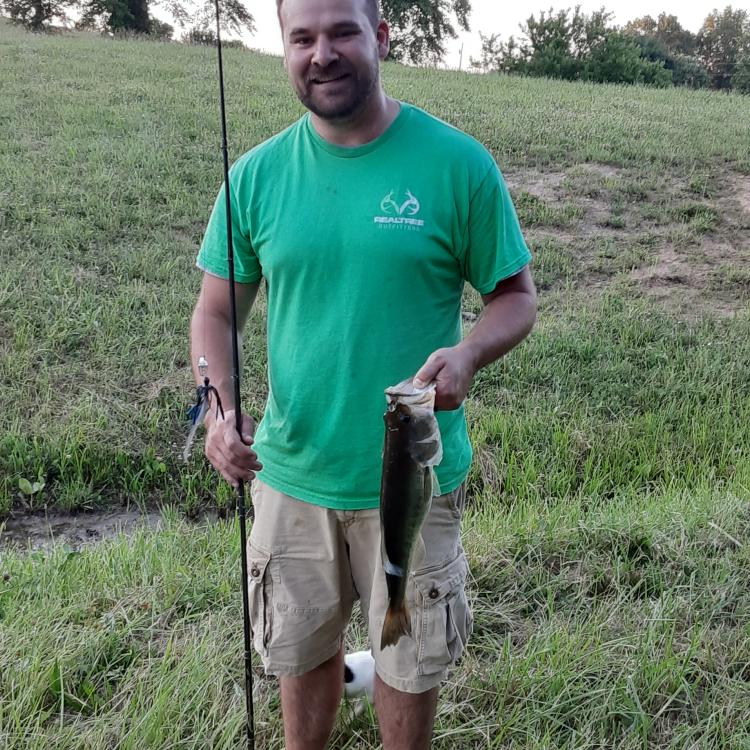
left=204, top=409, right=263, bottom=488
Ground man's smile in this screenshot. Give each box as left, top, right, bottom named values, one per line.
left=311, top=73, right=351, bottom=85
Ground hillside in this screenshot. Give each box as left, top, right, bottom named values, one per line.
left=1, top=20, right=749, bottom=749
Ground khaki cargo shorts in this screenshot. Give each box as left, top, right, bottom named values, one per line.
left=246, top=479, right=473, bottom=694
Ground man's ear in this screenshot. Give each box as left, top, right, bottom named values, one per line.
left=376, top=20, right=390, bottom=61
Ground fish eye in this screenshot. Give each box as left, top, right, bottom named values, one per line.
left=399, top=413, right=411, bottom=423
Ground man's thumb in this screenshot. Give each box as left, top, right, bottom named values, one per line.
left=241, top=415, right=256, bottom=444
left=413, top=359, right=439, bottom=389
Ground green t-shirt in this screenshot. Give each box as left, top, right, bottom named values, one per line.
left=197, top=102, right=531, bottom=510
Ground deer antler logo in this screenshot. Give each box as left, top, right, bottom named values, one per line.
left=380, top=189, right=420, bottom=217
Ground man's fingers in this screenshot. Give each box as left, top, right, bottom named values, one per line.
left=221, top=468, right=258, bottom=488
left=213, top=450, right=261, bottom=486
left=222, top=423, right=257, bottom=460
left=206, top=423, right=262, bottom=486
left=414, top=347, right=457, bottom=389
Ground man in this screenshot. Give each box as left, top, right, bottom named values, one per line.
left=189, top=0, right=536, bottom=747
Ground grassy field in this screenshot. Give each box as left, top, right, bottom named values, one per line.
left=1, top=19, right=750, bottom=749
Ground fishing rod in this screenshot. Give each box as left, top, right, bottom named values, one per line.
left=211, top=1, right=255, bottom=746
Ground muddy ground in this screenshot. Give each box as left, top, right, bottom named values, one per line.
left=0, top=507, right=168, bottom=550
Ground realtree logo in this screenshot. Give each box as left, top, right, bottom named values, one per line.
left=374, top=189, right=425, bottom=229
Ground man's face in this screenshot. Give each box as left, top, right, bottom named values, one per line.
left=279, top=0, right=389, bottom=122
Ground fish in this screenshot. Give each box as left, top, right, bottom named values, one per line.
left=379, top=377, right=443, bottom=649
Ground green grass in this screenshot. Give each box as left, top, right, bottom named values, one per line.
left=2, top=491, right=748, bottom=748
left=1, top=19, right=749, bottom=749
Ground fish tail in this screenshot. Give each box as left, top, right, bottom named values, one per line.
left=380, top=602, right=411, bottom=649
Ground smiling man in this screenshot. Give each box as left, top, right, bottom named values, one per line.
left=189, top=0, right=536, bottom=747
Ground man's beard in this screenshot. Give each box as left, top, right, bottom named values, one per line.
left=297, top=58, right=379, bottom=122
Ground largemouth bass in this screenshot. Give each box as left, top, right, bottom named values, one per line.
left=379, top=378, right=443, bottom=649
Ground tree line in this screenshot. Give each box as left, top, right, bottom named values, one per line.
left=0, top=0, right=469, bottom=66
left=2, top=0, right=749, bottom=94
left=471, top=6, right=750, bottom=94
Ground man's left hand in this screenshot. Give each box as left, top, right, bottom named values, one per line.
left=413, top=346, right=476, bottom=411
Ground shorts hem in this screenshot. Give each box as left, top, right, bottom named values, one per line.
left=374, top=664, right=445, bottom=694
left=260, top=638, right=343, bottom=678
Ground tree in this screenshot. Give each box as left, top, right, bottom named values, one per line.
left=629, top=30, right=709, bottom=88
left=149, top=17, right=173, bottom=38
left=625, top=13, right=696, bottom=57
left=470, top=32, right=502, bottom=73
left=732, top=54, right=750, bottom=92
left=78, top=0, right=150, bottom=33
left=470, top=31, right=523, bottom=74
left=381, top=0, right=471, bottom=65
left=518, top=6, right=665, bottom=84
left=161, top=0, right=253, bottom=37
left=471, top=6, right=670, bottom=87
left=77, top=0, right=253, bottom=37
left=697, top=6, right=750, bottom=90
left=654, top=13, right=696, bottom=55
left=1, top=0, right=74, bottom=30
left=624, top=15, right=657, bottom=37
left=518, top=7, right=585, bottom=79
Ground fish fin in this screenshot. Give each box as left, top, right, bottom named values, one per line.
left=380, top=603, right=411, bottom=649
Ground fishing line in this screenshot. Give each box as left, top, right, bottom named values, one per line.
left=209, top=1, right=255, bottom=746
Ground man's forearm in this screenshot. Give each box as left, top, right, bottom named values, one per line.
left=456, top=290, right=537, bottom=374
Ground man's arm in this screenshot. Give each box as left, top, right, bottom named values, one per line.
left=414, top=266, right=537, bottom=411
left=189, top=272, right=263, bottom=486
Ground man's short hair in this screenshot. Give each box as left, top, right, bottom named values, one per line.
left=276, top=0, right=380, bottom=30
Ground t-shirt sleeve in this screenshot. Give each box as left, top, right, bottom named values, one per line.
left=196, top=174, right=262, bottom=283
left=459, top=163, right=532, bottom=295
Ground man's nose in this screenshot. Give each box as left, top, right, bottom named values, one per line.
left=311, top=36, right=338, bottom=68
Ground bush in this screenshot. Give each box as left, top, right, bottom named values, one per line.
left=148, top=17, right=173, bottom=40
left=183, top=26, right=245, bottom=48
left=671, top=54, right=710, bottom=89
left=583, top=33, right=671, bottom=87
left=732, top=55, right=750, bottom=93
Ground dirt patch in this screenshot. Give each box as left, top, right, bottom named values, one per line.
left=505, top=163, right=749, bottom=318
left=629, top=242, right=744, bottom=319
left=0, top=507, right=166, bottom=550
left=630, top=247, right=686, bottom=284
left=730, top=174, right=750, bottom=215
left=504, top=169, right=568, bottom=203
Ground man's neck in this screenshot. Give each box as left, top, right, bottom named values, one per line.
left=310, top=94, right=400, bottom=148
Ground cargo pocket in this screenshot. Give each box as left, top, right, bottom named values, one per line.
left=247, top=543, right=273, bottom=657
left=412, top=552, right=473, bottom=677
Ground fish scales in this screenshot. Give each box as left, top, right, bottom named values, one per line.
left=379, top=378, right=442, bottom=649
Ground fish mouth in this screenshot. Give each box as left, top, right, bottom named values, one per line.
left=385, top=378, right=436, bottom=409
